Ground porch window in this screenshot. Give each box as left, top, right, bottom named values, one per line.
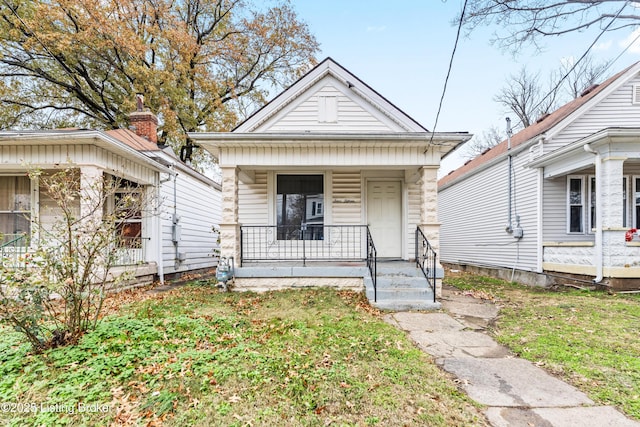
left=568, top=177, right=583, bottom=233
left=276, top=174, right=324, bottom=240
left=112, top=179, right=143, bottom=249
left=0, top=176, right=31, bottom=244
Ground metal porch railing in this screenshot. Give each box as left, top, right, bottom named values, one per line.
left=0, top=234, right=29, bottom=269
left=240, top=224, right=378, bottom=299
left=415, top=227, right=437, bottom=303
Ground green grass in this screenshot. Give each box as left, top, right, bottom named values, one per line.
left=445, top=271, right=640, bottom=420
left=0, top=286, right=487, bottom=426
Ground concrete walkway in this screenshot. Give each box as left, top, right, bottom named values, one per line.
left=384, top=286, right=640, bottom=427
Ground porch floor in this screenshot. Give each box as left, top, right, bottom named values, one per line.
left=235, top=260, right=440, bottom=311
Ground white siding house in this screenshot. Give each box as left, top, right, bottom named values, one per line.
left=439, top=62, right=640, bottom=290
left=190, top=58, right=470, bottom=298
left=0, top=108, right=221, bottom=285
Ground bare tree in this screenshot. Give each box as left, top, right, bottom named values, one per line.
left=461, top=1, right=640, bottom=53
left=561, top=56, right=611, bottom=99
left=462, top=125, right=505, bottom=160
left=493, top=66, right=560, bottom=129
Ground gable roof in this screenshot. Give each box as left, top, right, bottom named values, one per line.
left=438, top=61, right=640, bottom=189
left=233, top=57, right=429, bottom=133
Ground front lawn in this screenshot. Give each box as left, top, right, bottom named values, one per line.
left=445, top=271, right=640, bottom=421
left=0, top=285, right=487, bottom=426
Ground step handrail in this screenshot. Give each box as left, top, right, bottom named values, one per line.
left=365, top=226, right=378, bottom=302
left=415, top=227, right=436, bottom=303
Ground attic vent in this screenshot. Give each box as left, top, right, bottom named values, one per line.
left=536, top=113, right=550, bottom=123
left=580, top=84, right=599, bottom=97
left=318, top=96, right=337, bottom=123
left=633, top=84, right=640, bottom=105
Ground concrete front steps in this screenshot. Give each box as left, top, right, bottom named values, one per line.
left=364, top=261, right=441, bottom=311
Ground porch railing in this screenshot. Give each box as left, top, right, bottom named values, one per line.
left=415, top=227, right=437, bottom=303
left=1, top=234, right=145, bottom=269
left=240, top=224, right=378, bottom=296
left=240, top=225, right=373, bottom=264
left=366, top=226, right=378, bottom=302
left=0, top=234, right=29, bottom=269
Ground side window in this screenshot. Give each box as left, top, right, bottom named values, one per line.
left=568, top=177, right=584, bottom=233
left=0, top=175, right=31, bottom=244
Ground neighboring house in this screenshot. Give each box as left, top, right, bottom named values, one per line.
left=0, top=105, right=221, bottom=285
left=439, top=62, right=640, bottom=290
left=189, top=57, right=470, bottom=299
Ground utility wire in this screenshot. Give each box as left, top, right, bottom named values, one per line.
left=427, top=0, right=468, bottom=148
left=597, top=25, right=640, bottom=78
left=529, top=0, right=630, bottom=116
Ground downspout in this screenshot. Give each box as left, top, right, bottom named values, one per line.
left=156, top=166, right=175, bottom=286
left=173, top=173, right=180, bottom=268
left=583, top=143, right=603, bottom=283
left=155, top=173, right=165, bottom=285
left=505, top=117, right=513, bottom=234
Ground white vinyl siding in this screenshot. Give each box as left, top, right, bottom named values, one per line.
left=545, top=74, right=640, bottom=154
left=260, top=82, right=397, bottom=133
left=439, top=151, right=539, bottom=272
left=160, top=171, right=221, bottom=275
left=331, top=171, right=362, bottom=224
left=0, top=144, right=156, bottom=185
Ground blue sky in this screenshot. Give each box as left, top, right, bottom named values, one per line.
left=292, top=1, right=640, bottom=174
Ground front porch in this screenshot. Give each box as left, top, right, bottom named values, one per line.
left=529, top=128, right=640, bottom=289
left=232, top=224, right=442, bottom=310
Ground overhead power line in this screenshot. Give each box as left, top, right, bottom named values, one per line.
left=428, top=0, right=468, bottom=147
left=529, top=0, right=631, bottom=120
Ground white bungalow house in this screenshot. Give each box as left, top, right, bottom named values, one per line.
left=189, top=57, right=470, bottom=307
left=439, top=61, right=640, bottom=291
left=0, top=105, right=221, bottom=285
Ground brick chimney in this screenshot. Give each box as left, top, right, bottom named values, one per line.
left=129, top=94, right=158, bottom=144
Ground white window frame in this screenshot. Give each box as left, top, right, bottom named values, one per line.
left=567, top=176, right=585, bottom=233
left=588, top=175, right=596, bottom=233
left=0, top=174, right=34, bottom=245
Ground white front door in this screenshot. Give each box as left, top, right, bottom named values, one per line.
left=367, top=181, right=402, bottom=258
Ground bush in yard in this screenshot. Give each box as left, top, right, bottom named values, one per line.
left=0, top=167, right=148, bottom=352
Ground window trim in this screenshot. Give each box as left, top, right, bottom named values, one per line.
left=567, top=175, right=585, bottom=234
left=634, top=176, right=640, bottom=229
left=0, top=174, right=34, bottom=245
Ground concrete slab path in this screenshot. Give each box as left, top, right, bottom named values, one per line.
left=384, top=286, right=640, bottom=427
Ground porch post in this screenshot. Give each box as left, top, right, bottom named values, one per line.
left=220, top=166, right=240, bottom=262
left=599, top=156, right=626, bottom=280
left=419, top=166, right=442, bottom=297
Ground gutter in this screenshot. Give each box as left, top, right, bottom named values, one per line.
left=583, top=143, right=603, bottom=283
